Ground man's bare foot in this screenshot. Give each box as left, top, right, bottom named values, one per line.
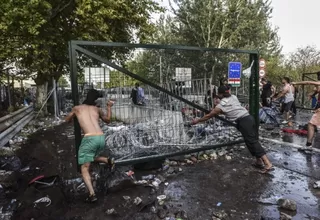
left=252, top=158, right=264, bottom=169
left=259, top=165, right=274, bottom=174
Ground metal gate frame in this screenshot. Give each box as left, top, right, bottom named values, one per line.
left=68, top=40, right=260, bottom=165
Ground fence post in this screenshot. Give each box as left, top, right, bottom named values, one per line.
left=69, top=41, right=81, bottom=172
left=249, top=53, right=260, bottom=132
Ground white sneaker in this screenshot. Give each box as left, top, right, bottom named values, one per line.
left=282, top=120, right=288, bottom=124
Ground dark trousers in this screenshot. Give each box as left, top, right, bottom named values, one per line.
left=291, top=101, right=297, bottom=115
left=237, top=115, right=266, bottom=158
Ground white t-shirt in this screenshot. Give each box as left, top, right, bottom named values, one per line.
left=216, top=95, right=249, bottom=122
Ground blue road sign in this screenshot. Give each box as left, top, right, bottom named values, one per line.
left=228, top=62, right=242, bottom=79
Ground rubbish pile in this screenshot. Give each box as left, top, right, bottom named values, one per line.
left=8, top=117, right=64, bottom=147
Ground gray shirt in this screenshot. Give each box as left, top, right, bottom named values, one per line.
left=216, top=95, right=249, bottom=122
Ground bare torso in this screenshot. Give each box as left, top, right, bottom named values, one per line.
left=73, top=105, right=102, bottom=135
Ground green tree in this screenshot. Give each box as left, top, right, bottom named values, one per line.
left=0, top=0, right=162, bottom=114
left=286, top=46, right=320, bottom=75
left=127, top=0, right=282, bottom=88
left=58, top=76, right=70, bottom=88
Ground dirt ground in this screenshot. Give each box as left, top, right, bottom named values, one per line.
left=2, top=120, right=320, bottom=220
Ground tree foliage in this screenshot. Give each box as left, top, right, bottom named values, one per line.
left=127, top=0, right=282, bottom=85
left=0, top=0, right=162, bottom=110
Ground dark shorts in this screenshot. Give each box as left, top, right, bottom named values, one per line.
left=78, top=135, right=105, bottom=165
left=283, top=101, right=293, bottom=113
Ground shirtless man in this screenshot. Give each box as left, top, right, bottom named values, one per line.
left=65, top=89, right=114, bottom=202
left=292, top=81, right=320, bottom=147
left=192, top=85, right=273, bottom=173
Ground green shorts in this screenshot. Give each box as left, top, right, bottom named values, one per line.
left=78, top=135, right=105, bottom=165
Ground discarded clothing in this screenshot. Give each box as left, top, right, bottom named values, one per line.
left=259, top=107, right=280, bottom=124
left=282, top=128, right=308, bottom=136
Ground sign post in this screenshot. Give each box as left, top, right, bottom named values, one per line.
left=259, top=59, right=266, bottom=86
left=228, top=62, right=242, bottom=87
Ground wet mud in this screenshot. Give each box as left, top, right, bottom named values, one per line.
left=1, top=120, right=320, bottom=220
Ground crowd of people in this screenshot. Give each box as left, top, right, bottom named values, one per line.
left=259, top=76, right=320, bottom=147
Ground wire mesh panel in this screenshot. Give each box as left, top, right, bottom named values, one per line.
left=69, top=42, right=259, bottom=164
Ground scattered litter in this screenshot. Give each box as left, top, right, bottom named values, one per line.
left=133, top=197, right=142, bottom=205
left=178, top=168, right=182, bottom=172
left=277, top=198, right=297, bottom=211
left=135, top=180, right=148, bottom=185
left=217, top=202, right=222, bottom=207
left=106, top=208, right=116, bottom=215
left=212, top=210, right=228, bottom=219
left=225, top=155, right=232, bottom=160
left=0, top=156, right=21, bottom=171
left=157, top=195, right=166, bottom=201
left=76, top=182, right=86, bottom=190
left=167, top=167, right=175, bottom=174
left=150, top=206, right=157, bottom=213
left=125, top=170, right=135, bottom=178
left=57, top=150, right=64, bottom=154
left=29, top=175, right=58, bottom=189
left=34, top=196, right=51, bottom=207
left=123, top=196, right=131, bottom=201
left=152, top=181, right=159, bottom=188
left=164, top=182, right=169, bottom=186
left=142, top=175, right=154, bottom=180
left=313, top=181, right=320, bottom=189
left=280, top=212, right=292, bottom=220
left=162, top=165, right=169, bottom=171
left=169, top=161, right=178, bottom=166
left=20, top=166, right=30, bottom=172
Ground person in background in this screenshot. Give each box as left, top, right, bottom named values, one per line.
left=292, top=81, right=320, bottom=147
left=130, top=83, right=138, bottom=105
left=291, top=85, right=298, bottom=116
left=275, top=77, right=295, bottom=124
left=65, top=89, right=114, bottom=202
left=261, top=78, right=275, bottom=107
left=204, top=89, right=215, bottom=109
left=310, top=85, right=320, bottom=109
left=192, top=85, right=273, bottom=173
left=137, top=83, right=145, bottom=105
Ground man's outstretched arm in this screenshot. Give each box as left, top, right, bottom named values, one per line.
left=65, top=107, right=76, bottom=123
left=276, top=87, right=288, bottom=99
left=192, top=107, right=222, bottom=125
left=292, top=81, right=320, bottom=86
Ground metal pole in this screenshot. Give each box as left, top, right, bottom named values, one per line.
left=52, top=78, right=58, bottom=119
left=7, top=70, right=11, bottom=108
left=69, top=42, right=81, bottom=172
left=249, top=53, right=259, bottom=132
left=160, top=56, right=163, bottom=85
left=302, top=74, right=305, bottom=106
